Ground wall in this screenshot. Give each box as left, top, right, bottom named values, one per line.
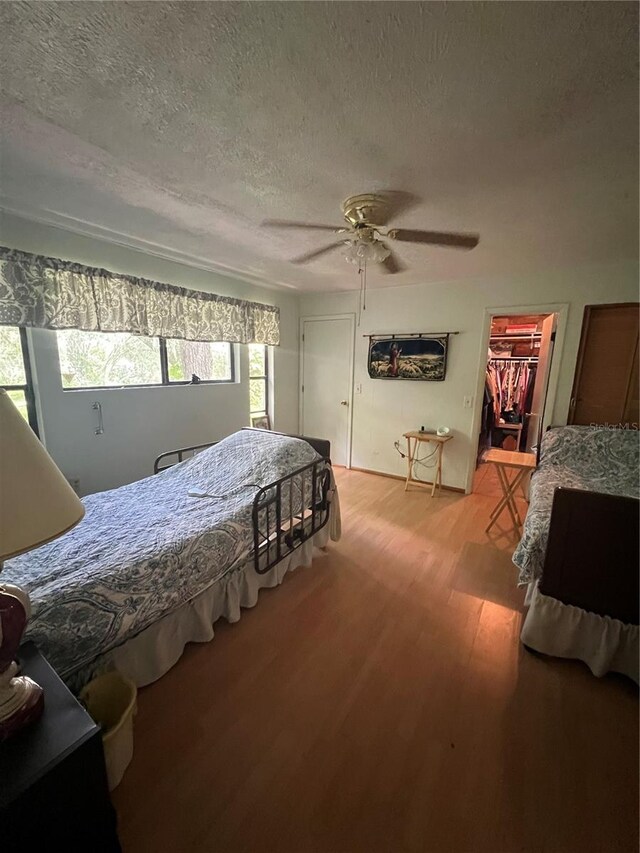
left=2, top=206, right=636, bottom=496
left=0, top=212, right=299, bottom=495
left=300, top=260, right=639, bottom=492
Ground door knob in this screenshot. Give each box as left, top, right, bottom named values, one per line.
left=340, top=400, right=348, bottom=406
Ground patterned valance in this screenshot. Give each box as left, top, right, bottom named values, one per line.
left=0, top=246, right=280, bottom=345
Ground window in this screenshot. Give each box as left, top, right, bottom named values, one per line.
left=56, top=330, right=235, bottom=389
left=0, top=326, right=38, bottom=433
left=164, top=339, right=234, bottom=383
left=58, top=330, right=162, bottom=388
left=249, top=344, right=270, bottom=420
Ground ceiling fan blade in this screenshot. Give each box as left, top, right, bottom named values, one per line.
left=373, top=190, right=420, bottom=224
left=379, top=246, right=406, bottom=274
left=262, top=219, right=341, bottom=231
left=291, top=242, right=345, bottom=264
left=389, top=229, right=480, bottom=249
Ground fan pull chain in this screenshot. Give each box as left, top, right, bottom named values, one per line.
left=362, top=259, right=367, bottom=311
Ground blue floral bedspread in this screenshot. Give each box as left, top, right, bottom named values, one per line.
left=512, top=426, right=639, bottom=585
left=3, top=430, right=321, bottom=681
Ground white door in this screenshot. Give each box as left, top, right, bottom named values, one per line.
left=526, top=313, right=557, bottom=452
left=301, top=317, right=353, bottom=466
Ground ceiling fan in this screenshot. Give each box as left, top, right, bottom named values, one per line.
left=262, top=193, right=480, bottom=274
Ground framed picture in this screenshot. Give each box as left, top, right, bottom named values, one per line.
left=368, top=335, right=448, bottom=381
left=251, top=414, right=271, bottom=430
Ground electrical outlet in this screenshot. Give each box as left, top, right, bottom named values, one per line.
left=463, top=395, right=473, bottom=409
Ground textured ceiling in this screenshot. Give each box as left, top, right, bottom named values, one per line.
left=0, top=1, right=637, bottom=292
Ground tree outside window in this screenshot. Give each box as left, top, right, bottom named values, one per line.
left=58, top=331, right=162, bottom=388
left=165, top=339, right=233, bottom=383
left=0, top=326, right=38, bottom=433
left=56, top=330, right=235, bottom=388
left=249, top=344, right=269, bottom=419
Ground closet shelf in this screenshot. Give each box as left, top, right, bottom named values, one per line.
left=490, top=333, right=542, bottom=340
left=489, top=356, right=539, bottom=362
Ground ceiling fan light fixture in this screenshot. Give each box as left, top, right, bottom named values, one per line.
left=344, top=237, right=390, bottom=267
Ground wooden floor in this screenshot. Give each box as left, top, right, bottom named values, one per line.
left=113, top=468, right=638, bottom=853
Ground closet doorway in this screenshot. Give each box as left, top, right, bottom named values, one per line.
left=477, top=312, right=557, bottom=464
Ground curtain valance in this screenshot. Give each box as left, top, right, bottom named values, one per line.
left=0, top=246, right=280, bottom=345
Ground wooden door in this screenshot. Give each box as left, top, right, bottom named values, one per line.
left=569, top=303, right=639, bottom=426
left=301, top=317, right=353, bottom=466
left=526, top=313, right=556, bottom=452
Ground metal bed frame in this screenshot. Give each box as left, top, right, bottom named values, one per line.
left=153, top=429, right=332, bottom=575
left=154, top=441, right=219, bottom=473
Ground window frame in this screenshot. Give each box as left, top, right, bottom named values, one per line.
left=249, top=344, right=270, bottom=419
left=1, top=327, right=39, bottom=435
left=56, top=331, right=236, bottom=391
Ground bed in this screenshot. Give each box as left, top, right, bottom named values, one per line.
left=512, top=425, right=639, bottom=586
left=3, top=429, right=340, bottom=691
left=512, top=425, right=639, bottom=681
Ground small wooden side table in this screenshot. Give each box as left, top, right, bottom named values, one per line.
left=482, top=448, right=537, bottom=533
left=403, top=431, right=453, bottom=497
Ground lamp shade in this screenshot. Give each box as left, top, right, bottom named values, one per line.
left=0, top=389, right=84, bottom=561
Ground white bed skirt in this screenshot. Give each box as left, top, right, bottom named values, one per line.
left=83, top=526, right=331, bottom=690
left=521, top=582, right=639, bottom=684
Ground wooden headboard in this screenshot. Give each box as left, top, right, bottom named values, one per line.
left=540, top=487, right=639, bottom=625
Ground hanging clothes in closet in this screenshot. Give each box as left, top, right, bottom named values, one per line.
left=485, top=358, right=537, bottom=448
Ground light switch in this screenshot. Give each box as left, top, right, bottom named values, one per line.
left=355, top=383, right=362, bottom=394
left=463, top=395, right=473, bottom=409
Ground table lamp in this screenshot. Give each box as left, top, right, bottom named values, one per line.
left=0, top=389, right=85, bottom=741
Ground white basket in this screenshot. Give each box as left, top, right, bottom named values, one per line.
left=80, top=671, right=137, bottom=791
